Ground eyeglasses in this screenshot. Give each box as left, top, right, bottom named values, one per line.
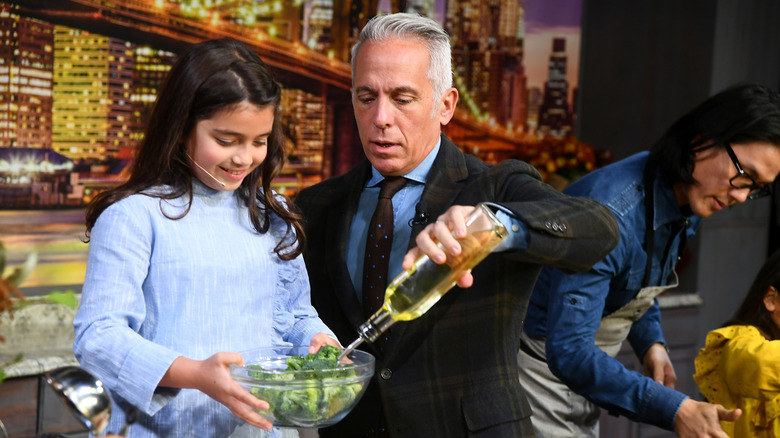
left=724, top=142, right=771, bottom=200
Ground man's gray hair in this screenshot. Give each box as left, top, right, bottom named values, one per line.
left=351, top=13, right=453, bottom=105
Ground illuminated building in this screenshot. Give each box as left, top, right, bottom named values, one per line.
left=502, top=56, right=527, bottom=130
left=170, top=0, right=303, bottom=41
left=343, top=0, right=373, bottom=58
left=497, top=1, right=527, bottom=128
left=0, top=147, right=76, bottom=207
left=302, top=0, right=334, bottom=52
left=52, top=26, right=134, bottom=160
left=526, top=86, right=542, bottom=131
left=130, top=46, right=176, bottom=155
left=538, top=37, right=572, bottom=137
left=273, top=88, right=329, bottom=195
left=281, top=88, right=326, bottom=166
left=571, top=86, right=578, bottom=128
left=446, top=0, right=526, bottom=127
left=405, top=0, right=436, bottom=16
left=0, top=4, right=54, bottom=149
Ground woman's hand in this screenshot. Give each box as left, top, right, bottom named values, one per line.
left=643, top=342, right=677, bottom=388
left=674, top=399, right=741, bottom=437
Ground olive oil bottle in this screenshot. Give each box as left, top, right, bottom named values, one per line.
left=338, top=203, right=508, bottom=360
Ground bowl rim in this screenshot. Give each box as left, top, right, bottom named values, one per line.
left=230, top=345, right=376, bottom=375
left=231, top=370, right=371, bottom=387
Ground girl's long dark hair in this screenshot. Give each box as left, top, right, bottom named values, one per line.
left=648, top=83, right=780, bottom=186
left=726, top=248, right=780, bottom=340
left=85, top=38, right=304, bottom=259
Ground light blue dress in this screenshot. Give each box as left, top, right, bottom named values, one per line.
left=73, top=180, right=334, bottom=437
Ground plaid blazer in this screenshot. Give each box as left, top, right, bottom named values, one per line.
left=295, top=134, right=619, bottom=438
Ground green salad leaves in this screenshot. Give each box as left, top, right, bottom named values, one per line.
left=247, top=345, right=366, bottom=426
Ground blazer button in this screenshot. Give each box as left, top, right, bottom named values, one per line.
left=379, top=368, right=393, bottom=380
left=546, top=222, right=567, bottom=232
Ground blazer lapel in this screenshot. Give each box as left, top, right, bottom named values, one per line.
left=388, top=135, right=471, bottom=361
left=408, top=135, right=470, bottom=243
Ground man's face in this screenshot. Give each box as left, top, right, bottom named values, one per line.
left=351, top=38, right=457, bottom=176
left=676, top=141, right=780, bottom=218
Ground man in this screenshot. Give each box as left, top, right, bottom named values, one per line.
left=519, top=83, right=780, bottom=437
left=295, top=13, right=619, bottom=437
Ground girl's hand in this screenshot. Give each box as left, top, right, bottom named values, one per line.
left=161, top=353, right=273, bottom=430
left=308, top=332, right=342, bottom=354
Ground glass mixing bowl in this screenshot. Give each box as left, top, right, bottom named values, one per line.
left=230, top=345, right=375, bottom=428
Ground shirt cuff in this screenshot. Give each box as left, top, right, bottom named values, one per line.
left=484, top=202, right=529, bottom=252
left=643, top=381, right=689, bottom=431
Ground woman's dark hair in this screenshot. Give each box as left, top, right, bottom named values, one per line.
left=648, top=83, right=780, bottom=186
left=726, top=248, right=780, bottom=340
left=85, top=38, right=304, bottom=259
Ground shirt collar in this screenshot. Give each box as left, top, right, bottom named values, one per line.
left=366, top=137, right=441, bottom=188
left=652, top=177, right=693, bottom=228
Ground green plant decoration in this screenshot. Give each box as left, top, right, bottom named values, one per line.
left=0, top=240, right=77, bottom=385
left=0, top=240, right=36, bottom=342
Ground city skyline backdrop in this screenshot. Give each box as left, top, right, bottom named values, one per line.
left=2, top=1, right=584, bottom=168
left=1, top=0, right=592, bottom=292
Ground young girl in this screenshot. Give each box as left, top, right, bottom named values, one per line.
left=73, top=38, right=340, bottom=437
left=694, top=248, right=780, bottom=437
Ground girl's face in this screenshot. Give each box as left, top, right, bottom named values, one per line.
left=186, top=101, right=274, bottom=191
left=675, top=141, right=780, bottom=218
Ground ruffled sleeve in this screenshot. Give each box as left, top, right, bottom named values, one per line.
left=267, top=193, right=335, bottom=346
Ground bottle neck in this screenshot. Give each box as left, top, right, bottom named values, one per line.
left=358, top=307, right=396, bottom=342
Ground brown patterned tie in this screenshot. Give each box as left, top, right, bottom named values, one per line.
left=362, top=176, right=407, bottom=352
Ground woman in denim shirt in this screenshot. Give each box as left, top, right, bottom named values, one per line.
left=519, top=83, right=780, bottom=437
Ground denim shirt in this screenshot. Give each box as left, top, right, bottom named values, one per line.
left=524, top=151, right=702, bottom=431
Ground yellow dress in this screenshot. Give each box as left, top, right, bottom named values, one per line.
left=694, top=325, right=780, bottom=437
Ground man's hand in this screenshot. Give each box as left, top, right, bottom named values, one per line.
left=674, top=399, right=741, bottom=437
left=402, top=205, right=477, bottom=288
left=643, top=342, right=677, bottom=388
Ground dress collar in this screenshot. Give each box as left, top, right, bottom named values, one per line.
left=192, top=178, right=236, bottom=204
